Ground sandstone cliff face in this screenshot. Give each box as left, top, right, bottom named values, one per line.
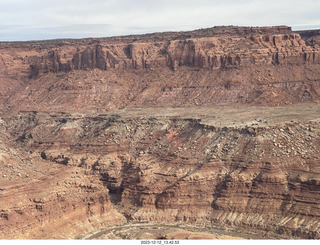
left=1, top=26, right=320, bottom=114
left=3, top=105, right=320, bottom=239
left=0, top=115, right=125, bottom=239
left=298, top=29, right=320, bottom=47
left=1, top=27, right=319, bottom=75
left=1, top=26, right=320, bottom=239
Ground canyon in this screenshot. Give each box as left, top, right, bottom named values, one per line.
left=1, top=25, right=320, bottom=239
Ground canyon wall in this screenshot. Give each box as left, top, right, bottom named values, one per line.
left=1, top=26, right=320, bottom=239
left=4, top=107, right=320, bottom=239
left=1, top=25, right=317, bottom=76
left=1, top=26, right=320, bottom=113
left=0, top=116, right=125, bottom=239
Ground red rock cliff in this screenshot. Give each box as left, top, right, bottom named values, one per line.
left=4, top=106, right=320, bottom=239
left=1, top=26, right=318, bottom=76
left=1, top=26, right=320, bottom=239
left=1, top=26, right=320, bottom=113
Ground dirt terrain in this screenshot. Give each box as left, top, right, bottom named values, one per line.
left=82, top=222, right=255, bottom=239
left=1, top=26, right=320, bottom=239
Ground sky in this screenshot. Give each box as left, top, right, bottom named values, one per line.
left=0, top=0, right=320, bottom=41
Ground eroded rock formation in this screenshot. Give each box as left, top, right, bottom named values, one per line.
left=0, top=115, right=125, bottom=239
left=1, top=26, right=320, bottom=239
left=1, top=26, right=320, bottom=113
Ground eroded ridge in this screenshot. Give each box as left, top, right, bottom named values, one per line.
left=1, top=26, right=320, bottom=113
left=1, top=26, right=320, bottom=239
left=1, top=104, right=320, bottom=239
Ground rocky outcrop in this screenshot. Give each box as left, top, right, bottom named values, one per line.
left=2, top=26, right=320, bottom=239
left=0, top=163, right=125, bottom=239
left=3, top=105, right=320, bottom=239
left=298, top=29, right=320, bottom=47
left=1, top=26, right=320, bottom=114
left=0, top=116, right=125, bottom=239
left=1, top=26, right=319, bottom=77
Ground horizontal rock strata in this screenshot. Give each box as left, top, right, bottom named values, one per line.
left=1, top=26, right=320, bottom=239
left=2, top=105, right=320, bottom=239
left=1, top=26, right=320, bottom=113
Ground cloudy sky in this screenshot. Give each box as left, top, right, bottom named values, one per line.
left=1, top=0, right=320, bottom=41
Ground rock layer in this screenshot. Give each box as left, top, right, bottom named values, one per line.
left=2, top=105, right=320, bottom=239
left=1, top=26, right=320, bottom=113
left=0, top=117, right=125, bottom=239
left=1, top=26, right=320, bottom=239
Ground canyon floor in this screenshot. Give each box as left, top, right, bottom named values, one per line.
left=81, top=222, right=263, bottom=239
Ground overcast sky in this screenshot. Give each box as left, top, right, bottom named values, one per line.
left=1, top=0, right=320, bottom=41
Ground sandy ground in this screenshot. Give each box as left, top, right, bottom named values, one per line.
left=83, top=223, right=260, bottom=240
left=90, top=103, right=320, bottom=127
